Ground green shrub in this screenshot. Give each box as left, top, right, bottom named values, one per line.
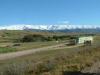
left=0, top=47, right=17, bottom=53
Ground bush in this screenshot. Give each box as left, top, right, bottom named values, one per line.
left=0, top=47, right=17, bottom=53
left=15, top=34, right=72, bottom=42
left=21, top=34, right=34, bottom=42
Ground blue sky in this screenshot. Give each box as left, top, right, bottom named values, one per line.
left=0, top=0, right=100, bottom=25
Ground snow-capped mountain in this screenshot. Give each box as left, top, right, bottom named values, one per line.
left=0, top=24, right=100, bottom=30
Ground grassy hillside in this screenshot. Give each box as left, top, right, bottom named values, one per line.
left=0, top=30, right=68, bottom=53
left=0, top=30, right=96, bottom=53
left=0, top=30, right=61, bottom=42
left=0, top=36, right=100, bottom=75
left=0, top=30, right=95, bottom=42
left=0, top=30, right=99, bottom=75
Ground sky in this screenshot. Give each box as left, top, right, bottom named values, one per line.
left=0, top=0, right=100, bottom=26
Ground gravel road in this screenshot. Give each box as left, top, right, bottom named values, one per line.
left=0, top=43, right=80, bottom=61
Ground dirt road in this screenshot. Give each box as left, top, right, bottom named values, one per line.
left=0, top=43, right=81, bottom=61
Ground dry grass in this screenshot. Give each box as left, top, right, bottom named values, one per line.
left=0, top=30, right=67, bottom=53
left=0, top=41, right=100, bottom=75
left=0, top=40, right=66, bottom=53
left=0, top=35, right=100, bottom=75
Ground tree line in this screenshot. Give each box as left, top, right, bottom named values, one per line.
left=16, top=34, right=72, bottom=42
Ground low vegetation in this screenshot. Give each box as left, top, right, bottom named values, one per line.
left=0, top=47, right=17, bottom=53
left=0, top=30, right=66, bottom=43
left=0, top=41, right=64, bottom=53
left=0, top=30, right=75, bottom=53
left=17, top=34, right=72, bottom=42
left=0, top=30, right=99, bottom=75
left=0, top=39, right=100, bottom=75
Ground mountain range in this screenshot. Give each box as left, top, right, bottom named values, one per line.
left=0, top=24, right=100, bottom=30
left=0, top=24, right=100, bottom=33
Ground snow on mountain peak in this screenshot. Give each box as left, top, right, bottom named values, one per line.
left=0, top=24, right=100, bottom=30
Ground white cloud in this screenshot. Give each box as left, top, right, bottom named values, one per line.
left=58, top=20, right=69, bottom=24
